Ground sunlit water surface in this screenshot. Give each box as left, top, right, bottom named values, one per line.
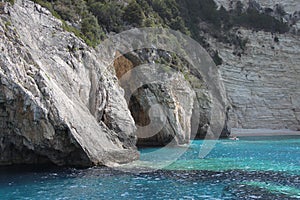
left=0, top=136, right=299, bottom=199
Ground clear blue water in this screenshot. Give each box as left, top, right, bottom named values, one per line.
left=0, top=136, right=299, bottom=199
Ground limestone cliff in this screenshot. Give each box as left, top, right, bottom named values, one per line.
left=0, top=0, right=138, bottom=166
left=210, top=29, right=300, bottom=131
left=114, top=52, right=196, bottom=146
left=0, top=0, right=227, bottom=166
left=113, top=49, right=229, bottom=142
left=97, top=27, right=229, bottom=144
left=1, top=0, right=299, bottom=167
left=1, top=0, right=231, bottom=166
left=210, top=0, right=300, bottom=131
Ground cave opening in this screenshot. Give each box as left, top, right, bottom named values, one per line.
left=113, top=49, right=212, bottom=146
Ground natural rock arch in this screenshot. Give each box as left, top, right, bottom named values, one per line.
left=98, top=28, right=230, bottom=146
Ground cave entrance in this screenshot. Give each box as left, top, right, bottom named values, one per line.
left=113, top=49, right=210, bottom=147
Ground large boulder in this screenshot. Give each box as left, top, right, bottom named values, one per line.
left=0, top=0, right=138, bottom=167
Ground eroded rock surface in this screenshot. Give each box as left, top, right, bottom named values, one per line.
left=210, top=28, right=300, bottom=131
left=211, top=0, right=300, bottom=131
left=114, top=47, right=229, bottom=143
left=114, top=53, right=196, bottom=146
left=0, top=0, right=138, bottom=166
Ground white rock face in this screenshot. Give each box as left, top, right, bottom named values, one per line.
left=210, top=0, right=300, bottom=131
left=210, top=29, right=300, bottom=130
left=0, top=0, right=138, bottom=166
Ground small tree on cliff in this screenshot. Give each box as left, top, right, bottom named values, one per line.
left=123, top=1, right=144, bottom=27
left=81, top=13, right=104, bottom=46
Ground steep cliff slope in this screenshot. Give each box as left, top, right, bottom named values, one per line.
left=0, top=0, right=228, bottom=167
left=210, top=0, right=300, bottom=131
left=0, top=0, right=138, bottom=166
left=212, top=29, right=300, bottom=130
left=1, top=0, right=299, bottom=167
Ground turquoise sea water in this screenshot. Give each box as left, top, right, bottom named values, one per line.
left=0, top=136, right=299, bottom=199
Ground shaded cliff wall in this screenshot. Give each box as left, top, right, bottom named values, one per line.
left=214, top=0, right=300, bottom=31
left=214, top=0, right=300, bottom=14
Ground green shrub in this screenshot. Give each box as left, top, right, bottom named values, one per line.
left=234, top=8, right=289, bottom=33
left=53, top=0, right=87, bottom=23
left=88, top=1, right=124, bottom=33
left=30, top=0, right=290, bottom=54
left=81, top=13, right=104, bottom=46
left=5, top=21, right=11, bottom=28
left=123, top=1, right=145, bottom=26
